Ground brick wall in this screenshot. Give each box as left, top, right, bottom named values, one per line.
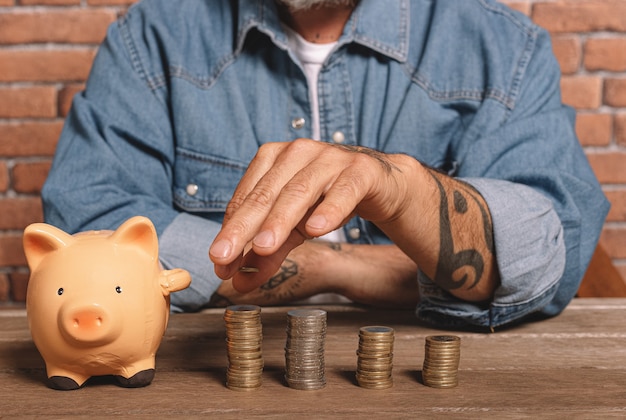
left=0, top=0, right=625, bottom=305
left=0, top=0, right=134, bottom=304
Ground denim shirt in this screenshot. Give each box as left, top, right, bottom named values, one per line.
left=42, top=0, right=609, bottom=329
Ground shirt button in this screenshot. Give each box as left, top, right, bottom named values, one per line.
left=186, top=184, right=199, bottom=196
left=347, top=227, right=361, bottom=240
left=332, top=131, right=345, bottom=144
left=291, top=117, right=306, bottom=130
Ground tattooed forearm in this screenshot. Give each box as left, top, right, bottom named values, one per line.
left=429, top=172, right=494, bottom=291
left=457, top=182, right=494, bottom=251
left=260, top=258, right=298, bottom=290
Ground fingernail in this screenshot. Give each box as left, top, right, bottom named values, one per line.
left=209, top=239, right=232, bottom=260
left=306, top=214, right=328, bottom=231
left=253, top=230, right=275, bottom=248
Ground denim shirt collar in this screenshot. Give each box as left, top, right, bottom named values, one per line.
left=236, top=0, right=409, bottom=62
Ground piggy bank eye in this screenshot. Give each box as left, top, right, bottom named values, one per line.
left=57, top=288, right=64, bottom=296
left=115, top=286, right=122, bottom=294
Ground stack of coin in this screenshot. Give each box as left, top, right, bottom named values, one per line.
left=355, top=326, right=394, bottom=389
left=284, top=308, right=327, bottom=390
left=422, top=335, right=461, bottom=388
left=223, top=305, right=264, bottom=391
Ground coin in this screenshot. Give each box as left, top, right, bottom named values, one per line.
left=355, top=325, right=394, bottom=389
left=284, top=309, right=327, bottom=390
left=239, top=266, right=260, bottom=273
left=224, top=305, right=264, bottom=391
left=422, top=335, right=461, bottom=388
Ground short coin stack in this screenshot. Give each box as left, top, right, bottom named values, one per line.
left=223, top=305, right=264, bottom=391
left=284, top=308, right=327, bottom=390
left=355, top=326, right=394, bottom=389
left=422, top=335, right=461, bottom=388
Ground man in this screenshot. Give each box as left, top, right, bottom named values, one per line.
left=42, top=0, right=609, bottom=329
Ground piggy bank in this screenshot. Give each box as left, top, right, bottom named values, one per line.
left=23, top=216, right=191, bottom=390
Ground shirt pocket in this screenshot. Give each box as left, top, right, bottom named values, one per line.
left=173, top=147, right=247, bottom=212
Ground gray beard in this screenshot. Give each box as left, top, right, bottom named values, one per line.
left=277, top=0, right=357, bottom=11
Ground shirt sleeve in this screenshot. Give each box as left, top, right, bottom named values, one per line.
left=160, top=213, right=223, bottom=312
left=42, top=11, right=179, bottom=235
left=415, top=25, right=609, bottom=329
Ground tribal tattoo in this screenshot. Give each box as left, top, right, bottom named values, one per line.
left=260, top=258, right=303, bottom=301
left=429, top=171, right=494, bottom=291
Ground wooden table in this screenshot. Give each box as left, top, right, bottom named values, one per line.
left=1, top=298, right=625, bottom=418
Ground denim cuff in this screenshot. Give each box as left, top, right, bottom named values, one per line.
left=159, top=212, right=223, bottom=312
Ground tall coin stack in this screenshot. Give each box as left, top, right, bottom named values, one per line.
left=422, top=335, right=461, bottom=388
left=223, top=305, right=264, bottom=391
left=355, top=326, right=394, bottom=389
left=284, top=309, right=327, bottom=390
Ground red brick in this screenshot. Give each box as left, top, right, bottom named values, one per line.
left=575, top=113, right=612, bottom=147
left=0, top=87, right=57, bottom=119
left=20, top=0, right=79, bottom=4
left=604, top=189, right=626, bottom=223
left=0, top=162, right=8, bottom=193
left=561, top=76, right=603, bottom=110
left=501, top=2, right=531, bottom=15
left=0, top=10, right=116, bottom=45
left=617, top=265, right=626, bottom=285
left=587, top=151, right=626, bottom=184
left=9, top=272, right=29, bottom=303
left=0, top=0, right=14, bottom=5
left=0, top=273, right=9, bottom=302
left=0, top=235, right=26, bottom=267
left=616, top=113, right=626, bottom=146
left=551, top=36, right=581, bottom=75
left=0, top=122, right=63, bottom=157
left=604, top=78, right=626, bottom=107
left=0, top=49, right=96, bottom=83
left=600, top=227, right=626, bottom=259
left=584, top=38, right=626, bottom=72
left=0, top=198, right=44, bottom=230
left=12, top=161, right=52, bottom=194
left=58, top=84, right=84, bottom=117
left=533, top=1, right=626, bottom=33
left=88, top=0, right=137, bottom=5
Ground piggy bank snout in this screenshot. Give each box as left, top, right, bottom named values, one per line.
left=59, top=304, right=122, bottom=346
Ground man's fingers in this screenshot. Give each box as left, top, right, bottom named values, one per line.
left=222, top=143, right=284, bottom=224
left=211, top=142, right=301, bottom=264
left=232, top=229, right=307, bottom=293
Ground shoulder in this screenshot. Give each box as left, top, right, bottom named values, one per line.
left=115, top=0, right=239, bottom=82
left=416, top=0, right=537, bottom=35
left=406, top=0, right=553, bottom=109
left=120, top=0, right=236, bottom=37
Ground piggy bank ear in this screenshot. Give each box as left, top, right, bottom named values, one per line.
left=110, top=216, right=158, bottom=259
left=23, top=223, right=75, bottom=271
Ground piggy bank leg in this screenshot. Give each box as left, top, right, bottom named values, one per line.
left=115, top=369, right=155, bottom=388
left=47, top=376, right=83, bottom=391
left=45, top=366, right=90, bottom=391
left=114, top=358, right=157, bottom=388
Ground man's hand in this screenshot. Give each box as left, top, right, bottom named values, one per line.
left=209, top=139, right=415, bottom=293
